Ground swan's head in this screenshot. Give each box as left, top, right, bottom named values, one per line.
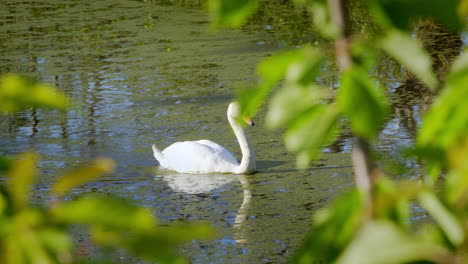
left=228, top=102, right=254, bottom=126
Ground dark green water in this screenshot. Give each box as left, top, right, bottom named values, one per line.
left=1, top=0, right=458, bottom=263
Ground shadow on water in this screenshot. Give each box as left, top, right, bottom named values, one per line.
left=256, top=160, right=287, bottom=170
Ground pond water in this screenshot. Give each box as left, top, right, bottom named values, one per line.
left=0, top=0, right=461, bottom=263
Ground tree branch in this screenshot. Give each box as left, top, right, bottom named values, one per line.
left=327, top=0, right=375, bottom=203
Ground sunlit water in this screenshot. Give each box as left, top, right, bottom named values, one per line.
left=0, top=0, right=454, bottom=263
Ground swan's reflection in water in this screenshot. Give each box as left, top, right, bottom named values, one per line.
left=162, top=173, right=236, bottom=194
left=161, top=172, right=251, bottom=243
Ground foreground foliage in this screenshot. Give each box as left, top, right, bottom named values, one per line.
left=210, top=0, right=468, bottom=263
left=0, top=75, right=213, bottom=264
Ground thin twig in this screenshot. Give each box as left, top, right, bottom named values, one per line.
left=327, top=0, right=374, bottom=204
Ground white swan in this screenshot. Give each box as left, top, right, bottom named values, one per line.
left=152, top=102, right=256, bottom=174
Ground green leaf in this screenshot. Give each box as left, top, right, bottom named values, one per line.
left=53, top=195, right=156, bottom=232
left=7, top=152, right=37, bottom=211
left=373, top=178, right=413, bottom=230
left=371, top=0, right=461, bottom=32
left=284, top=48, right=323, bottom=86
left=337, top=221, right=448, bottom=264
left=54, top=196, right=214, bottom=263
left=337, top=67, right=389, bottom=140
left=113, top=224, right=214, bottom=264
left=51, top=158, right=115, bottom=197
left=417, top=77, right=468, bottom=148
left=0, top=156, right=13, bottom=173
left=236, top=82, right=271, bottom=123
left=266, top=84, right=329, bottom=129
left=238, top=46, right=320, bottom=120
left=445, top=139, right=468, bottom=206
left=418, top=191, right=464, bottom=246
left=416, top=60, right=468, bottom=180
left=449, top=48, right=468, bottom=76
left=239, top=46, right=332, bottom=169
left=208, top=0, right=258, bottom=28
left=284, top=104, right=339, bottom=168
left=351, top=40, right=379, bottom=71
left=265, top=47, right=326, bottom=129
left=11, top=209, right=56, bottom=264
left=0, top=74, right=68, bottom=113
left=257, top=49, right=304, bottom=84
left=460, top=0, right=468, bottom=18
left=38, top=229, right=73, bottom=261
left=292, top=190, right=364, bottom=264
left=379, top=30, right=437, bottom=89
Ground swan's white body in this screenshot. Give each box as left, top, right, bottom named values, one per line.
left=152, top=102, right=256, bottom=174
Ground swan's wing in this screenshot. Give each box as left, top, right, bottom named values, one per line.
left=161, top=141, right=239, bottom=173
left=195, top=140, right=226, bottom=151
left=195, top=140, right=238, bottom=160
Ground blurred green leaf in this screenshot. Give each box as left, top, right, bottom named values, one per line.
left=258, top=49, right=304, bottom=84
left=460, top=0, right=468, bottom=18
left=445, top=138, right=468, bottom=207
left=379, top=30, right=437, bottom=89
left=336, top=221, right=448, bottom=264
left=20, top=231, right=55, bottom=264
left=266, top=84, right=329, bottom=129
left=337, top=66, right=389, bottom=140
left=419, top=191, right=464, bottom=247
left=54, top=195, right=214, bottom=263
left=419, top=53, right=468, bottom=149
left=0, top=156, right=13, bottom=174
left=450, top=48, right=468, bottom=76
left=371, top=0, right=461, bottom=32
left=238, top=46, right=316, bottom=120
left=7, top=209, right=66, bottom=264
left=0, top=74, right=68, bottom=113
left=416, top=62, right=468, bottom=180
left=284, top=104, right=339, bottom=168
left=265, top=47, right=326, bottom=129
left=208, top=0, right=258, bottom=28
left=372, top=178, right=413, bottom=230
left=292, top=190, right=364, bottom=264
left=53, top=195, right=156, bottom=232
left=351, top=40, right=379, bottom=71
left=7, top=152, right=37, bottom=211
left=236, top=82, right=270, bottom=124
left=94, top=224, right=214, bottom=264
left=51, top=158, right=115, bottom=197
left=284, top=48, right=323, bottom=87
left=240, top=45, right=335, bottom=168
left=38, top=229, right=73, bottom=262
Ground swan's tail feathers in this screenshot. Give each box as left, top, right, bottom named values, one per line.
left=152, top=144, right=165, bottom=165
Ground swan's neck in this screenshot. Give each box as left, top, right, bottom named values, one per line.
left=228, top=116, right=256, bottom=174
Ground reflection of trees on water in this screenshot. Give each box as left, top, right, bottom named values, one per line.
left=327, top=19, right=463, bottom=154
left=392, top=21, right=462, bottom=138
left=157, top=0, right=318, bottom=46
left=0, top=0, right=122, bottom=153
left=417, top=20, right=463, bottom=82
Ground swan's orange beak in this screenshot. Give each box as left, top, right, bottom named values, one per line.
left=243, top=117, right=255, bottom=126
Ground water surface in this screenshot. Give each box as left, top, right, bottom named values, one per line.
left=1, top=0, right=455, bottom=263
